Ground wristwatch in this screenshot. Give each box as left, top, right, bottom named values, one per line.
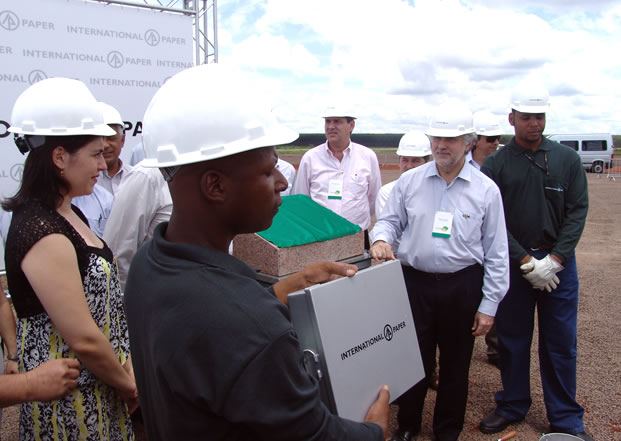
left=6, top=354, right=18, bottom=362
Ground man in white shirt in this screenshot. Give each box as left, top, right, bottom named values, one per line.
left=276, top=157, right=296, bottom=196
left=370, top=102, right=509, bottom=441
left=292, top=107, right=381, bottom=247
left=374, top=130, right=431, bottom=256
left=103, top=162, right=172, bottom=291
left=375, top=130, right=432, bottom=217
left=98, top=103, right=132, bottom=196
left=73, top=102, right=127, bottom=235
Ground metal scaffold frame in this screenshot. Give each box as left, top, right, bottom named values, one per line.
left=87, top=0, right=217, bottom=65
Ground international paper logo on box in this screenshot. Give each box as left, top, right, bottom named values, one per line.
left=288, top=260, right=424, bottom=421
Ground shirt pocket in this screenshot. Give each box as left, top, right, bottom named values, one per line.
left=453, top=208, right=483, bottom=243
left=543, top=176, right=565, bottom=202
left=347, top=172, right=369, bottom=195
left=543, top=176, right=565, bottom=229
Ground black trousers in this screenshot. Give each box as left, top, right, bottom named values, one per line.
left=397, top=264, right=484, bottom=441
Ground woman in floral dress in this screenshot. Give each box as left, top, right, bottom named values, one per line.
left=2, top=78, right=137, bottom=441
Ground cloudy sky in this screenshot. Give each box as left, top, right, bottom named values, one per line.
left=212, top=0, right=621, bottom=135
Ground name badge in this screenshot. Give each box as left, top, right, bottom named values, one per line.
left=432, top=211, right=453, bottom=238
left=328, top=179, right=343, bottom=200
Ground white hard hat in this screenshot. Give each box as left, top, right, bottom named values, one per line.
left=473, top=111, right=503, bottom=136
left=397, top=130, right=431, bottom=157
left=321, top=105, right=356, bottom=119
left=510, top=80, right=550, bottom=113
left=97, top=102, right=124, bottom=127
left=142, top=64, right=299, bottom=168
left=9, top=78, right=115, bottom=137
left=425, top=101, right=475, bottom=138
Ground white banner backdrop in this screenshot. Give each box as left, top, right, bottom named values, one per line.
left=0, top=0, right=193, bottom=270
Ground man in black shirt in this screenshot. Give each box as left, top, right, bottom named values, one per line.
left=124, top=64, right=389, bottom=441
left=479, top=81, right=593, bottom=441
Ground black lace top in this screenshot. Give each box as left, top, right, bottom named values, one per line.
left=5, top=199, right=114, bottom=318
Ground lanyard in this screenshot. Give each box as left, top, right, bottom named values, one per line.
left=524, top=151, right=548, bottom=176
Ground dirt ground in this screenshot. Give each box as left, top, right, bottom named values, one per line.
left=2, top=171, right=620, bottom=441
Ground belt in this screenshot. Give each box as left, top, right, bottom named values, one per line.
left=402, top=263, right=482, bottom=281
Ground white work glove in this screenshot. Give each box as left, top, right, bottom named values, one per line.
left=520, top=255, right=564, bottom=293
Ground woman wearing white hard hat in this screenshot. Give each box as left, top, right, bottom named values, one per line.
left=2, top=78, right=137, bottom=440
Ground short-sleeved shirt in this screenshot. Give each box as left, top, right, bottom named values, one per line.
left=125, top=223, right=382, bottom=441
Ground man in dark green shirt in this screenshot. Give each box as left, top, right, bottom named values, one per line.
left=478, top=81, right=593, bottom=441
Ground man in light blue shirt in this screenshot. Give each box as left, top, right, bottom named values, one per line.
left=72, top=102, right=124, bottom=236
left=370, top=101, right=509, bottom=441
left=72, top=185, right=114, bottom=237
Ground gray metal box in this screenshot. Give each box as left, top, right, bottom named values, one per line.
left=288, top=260, right=424, bottom=422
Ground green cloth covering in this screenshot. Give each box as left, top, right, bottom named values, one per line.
left=257, top=194, right=361, bottom=248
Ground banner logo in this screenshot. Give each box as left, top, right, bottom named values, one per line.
left=340, top=321, right=407, bottom=361
left=0, top=10, right=19, bottom=31
left=10, top=164, right=24, bottom=182
left=144, top=29, right=160, bottom=46
left=28, top=70, right=48, bottom=84
left=0, top=120, right=10, bottom=138
left=107, top=51, right=124, bottom=69
left=383, top=324, right=394, bottom=341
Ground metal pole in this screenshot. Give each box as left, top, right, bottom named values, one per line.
left=212, top=0, right=218, bottom=62
left=203, top=0, right=209, bottom=64
left=87, top=0, right=194, bottom=15
left=194, top=1, right=200, bottom=65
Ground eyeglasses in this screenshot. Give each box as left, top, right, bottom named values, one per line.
left=485, top=136, right=500, bottom=143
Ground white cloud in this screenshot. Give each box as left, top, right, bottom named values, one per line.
left=228, top=34, right=321, bottom=72
left=216, top=0, right=621, bottom=134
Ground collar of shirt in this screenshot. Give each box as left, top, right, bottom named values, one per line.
left=507, top=136, right=553, bottom=156
left=425, top=159, right=473, bottom=186
left=150, top=222, right=258, bottom=280
left=322, top=141, right=351, bottom=160
left=101, top=159, right=131, bottom=179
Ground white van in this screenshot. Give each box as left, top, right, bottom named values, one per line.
left=547, top=133, right=614, bottom=173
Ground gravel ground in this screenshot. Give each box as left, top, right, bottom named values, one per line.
left=2, top=171, right=620, bottom=441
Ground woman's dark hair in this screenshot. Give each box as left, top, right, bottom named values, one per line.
left=2, top=135, right=97, bottom=211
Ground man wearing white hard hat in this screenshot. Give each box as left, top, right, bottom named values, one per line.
left=467, top=110, right=504, bottom=169
left=479, top=81, right=592, bottom=441
left=72, top=102, right=121, bottom=236
left=370, top=102, right=509, bottom=441
left=374, top=130, right=432, bottom=217
left=466, top=110, right=505, bottom=368
left=292, top=106, right=381, bottom=247
left=124, top=64, right=390, bottom=441
left=97, top=102, right=130, bottom=195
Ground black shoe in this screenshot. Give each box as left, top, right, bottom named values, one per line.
left=390, top=426, right=420, bottom=441
left=479, top=411, right=521, bottom=434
